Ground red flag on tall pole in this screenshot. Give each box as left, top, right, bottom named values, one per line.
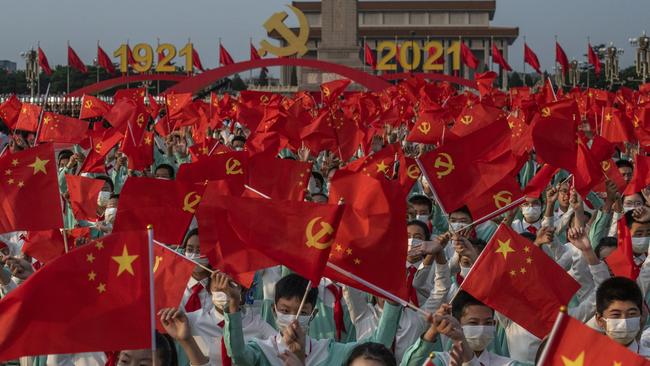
left=555, top=42, right=570, bottom=75
left=191, top=47, right=205, bottom=72
left=364, top=42, right=376, bottom=69
left=249, top=43, right=268, bottom=73
left=588, top=43, right=602, bottom=76
left=219, top=44, right=235, bottom=66
left=67, top=45, right=88, bottom=73
left=460, top=41, right=479, bottom=70
left=38, top=47, right=52, bottom=76
left=524, top=43, right=542, bottom=74
left=491, top=43, right=512, bottom=71
left=126, top=44, right=136, bottom=67
left=97, top=44, right=116, bottom=74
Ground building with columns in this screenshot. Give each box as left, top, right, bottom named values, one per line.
left=271, top=0, right=518, bottom=89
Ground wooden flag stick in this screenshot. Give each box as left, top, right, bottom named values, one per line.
left=295, top=280, right=312, bottom=320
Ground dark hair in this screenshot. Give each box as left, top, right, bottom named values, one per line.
left=274, top=273, right=318, bottom=308
left=109, top=193, right=120, bottom=200
left=625, top=206, right=649, bottom=227
left=155, top=331, right=174, bottom=366
left=95, top=175, right=114, bottom=193
left=407, top=219, right=431, bottom=240
left=408, top=194, right=433, bottom=213
left=451, top=290, right=493, bottom=321
left=595, top=237, right=617, bottom=259
left=596, top=277, right=643, bottom=315
left=344, top=342, right=396, bottom=366
left=616, top=159, right=634, bottom=170
left=183, top=228, right=199, bottom=248
left=468, top=237, right=487, bottom=253
left=57, top=149, right=74, bottom=162
left=311, top=193, right=328, bottom=201
left=155, top=164, right=175, bottom=179
left=232, top=135, right=247, bottom=145
left=519, top=232, right=537, bottom=242
left=451, top=206, right=473, bottom=221
left=311, top=171, right=324, bottom=188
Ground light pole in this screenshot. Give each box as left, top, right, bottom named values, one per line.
left=600, top=42, right=623, bottom=88
left=629, top=31, right=649, bottom=83
left=20, top=49, right=38, bottom=97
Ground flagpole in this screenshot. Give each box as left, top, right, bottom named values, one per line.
left=147, top=225, right=157, bottom=365
left=536, top=309, right=567, bottom=366
left=294, top=280, right=312, bottom=320
left=414, top=158, right=457, bottom=235
left=522, top=36, right=527, bottom=87
left=363, top=36, right=367, bottom=73
left=587, top=36, right=591, bottom=89
left=33, top=82, right=50, bottom=147
left=489, top=36, right=494, bottom=72
left=67, top=41, right=70, bottom=95
left=96, top=41, right=100, bottom=84
left=126, top=39, right=131, bottom=89
left=249, top=36, right=253, bottom=83
left=37, top=41, right=41, bottom=95
left=219, top=37, right=222, bottom=67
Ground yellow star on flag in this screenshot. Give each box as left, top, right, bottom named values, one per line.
left=11, top=159, right=18, bottom=166
left=495, top=239, right=515, bottom=260
left=28, top=156, right=49, bottom=175
left=97, top=283, right=106, bottom=293
left=95, top=241, right=104, bottom=250
left=561, top=351, right=584, bottom=366
left=88, top=271, right=96, bottom=281
left=613, top=362, right=622, bottom=366
left=112, top=245, right=139, bottom=276
left=376, top=160, right=389, bottom=174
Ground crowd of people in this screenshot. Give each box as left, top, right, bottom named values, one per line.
left=1, top=74, right=650, bottom=366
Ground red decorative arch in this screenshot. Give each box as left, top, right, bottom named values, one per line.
left=68, top=74, right=190, bottom=97
left=380, top=72, right=477, bottom=89
left=166, top=58, right=393, bottom=94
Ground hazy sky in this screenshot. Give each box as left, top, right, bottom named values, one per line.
left=0, top=0, right=647, bottom=73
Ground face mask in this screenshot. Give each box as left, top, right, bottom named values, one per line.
left=234, top=146, right=244, bottom=152
left=415, top=214, right=430, bottom=224
left=275, top=311, right=312, bottom=333
left=212, top=291, right=228, bottom=310
left=104, top=207, right=117, bottom=223
left=631, top=237, right=650, bottom=254
left=450, top=222, right=465, bottom=232
left=186, top=253, right=210, bottom=266
left=623, top=205, right=636, bottom=213
left=521, top=206, right=542, bottom=221
left=308, top=178, right=321, bottom=195
left=462, top=325, right=495, bottom=351
left=605, top=317, right=640, bottom=345
left=97, top=191, right=110, bottom=207
left=459, top=265, right=471, bottom=278
left=407, top=238, right=422, bottom=251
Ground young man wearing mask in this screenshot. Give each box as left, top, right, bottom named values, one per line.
left=511, top=197, right=544, bottom=235
left=221, top=273, right=402, bottom=365
left=408, top=195, right=433, bottom=228
left=180, top=229, right=213, bottom=314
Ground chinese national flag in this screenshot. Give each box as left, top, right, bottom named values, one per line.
left=126, top=45, right=136, bottom=67
left=103, top=98, right=139, bottom=131
left=79, top=95, right=111, bottom=120
left=461, top=225, right=580, bottom=338
left=0, top=144, right=63, bottom=233
left=321, top=79, right=351, bottom=106
left=97, top=45, right=116, bottom=74
left=555, top=42, right=570, bottom=75
left=624, top=155, right=650, bottom=195
left=152, top=242, right=195, bottom=331
left=198, top=191, right=344, bottom=284
left=540, top=312, right=649, bottom=366
left=531, top=100, right=580, bottom=171
left=114, top=88, right=145, bottom=104
left=588, top=43, right=602, bottom=76
left=338, top=143, right=401, bottom=181
left=491, top=44, right=512, bottom=71
left=0, top=95, right=22, bottom=129
left=0, top=231, right=151, bottom=361
left=246, top=155, right=312, bottom=201
left=219, top=44, right=235, bottom=66
left=78, top=129, right=124, bottom=174
left=165, top=93, right=193, bottom=119
left=113, top=178, right=205, bottom=246
left=460, top=42, right=479, bottom=70
left=38, top=47, right=53, bottom=76
left=601, top=107, right=634, bottom=143
left=22, top=227, right=90, bottom=264
left=364, top=43, right=376, bottom=69
left=606, top=217, right=641, bottom=280
left=324, top=172, right=409, bottom=301
left=249, top=43, right=268, bottom=73
left=15, top=103, right=42, bottom=132
left=120, top=129, right=154, bottom=171
left=67, top=45, right=88, bottom=74
left=37, top=112, right=89, bottom=144
left=191, top=47, right=205, bottom=72
left=524, top=43, right=542, bottom=74
left=65, top=175, right=105, bottom=221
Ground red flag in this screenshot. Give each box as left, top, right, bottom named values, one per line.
left=588, top=43, right=602, bottom=76
left=113, top=177, right=205, bottom=245
left=541, top=312, right=649, bottom=366
left=153, top=242, right=195, bottom=331
left=0, top=95, right=23, bottom=130
left=177, top=151, right=248, bottom=195
left=120, top=129, right=154, bottom=171
left=15, top=103, right=42, bottom=132
left=624, top=155, right=650, bottom=195
left=460, top=41, right=479, bottom=70
left=0, top=231, right=151, bottom=361
left=523, top=165, right=559, bottom=198
left=78, top=129, right=124, bottom=174
left=601, top=106, right=634, bottom=143
left=555, top=42, right=570, bottom=75
left=191, top=47, right=204, bottom=72
left=466, top=175, right=523, bottom=220
left=65, top=175, right=105, bottom=221
left=593, top=159, right=628, bottom=194
left=126, top=45, right=136, bottom=67
left=453, top=101, right=505, bottom=137
left=475, top=71, right=498, bottom=97
left=197, top=191, right=344, bottom=284
left=491, top=44, right=512, bottom=71
left=249, top=43, right=268, bottom=73
left=97, top=45, right=115, bottom=74
left=0, top=144, right=63, bottom=233
left=461, top=225, right=580, bottom=338
left=524, top=43, right=542, bottom=74
left=406, top=107, right=448, bottom=145
left=67, top=45, right=88, bottom=74
left=22, top=227, right=90, bottom=264
left=338, top=143, right=400, bottom=181
left=246, top=155, right=312, bottom=201
left=38, top=47, right=52, bottom=76
left=79, top=94, right=111, bottom=120
left=219, top=44, right=235, bottom=66
left=321, top=79, right=351, bottom=106
left=364, top=43, right=376, bottom=69
left=103, top=98, right=139, bottom=131
left=606, top=217, right=641, bottom=280
left=37, top=112, right=89, bottom=144
left=531, top=100, right=580, bottom=171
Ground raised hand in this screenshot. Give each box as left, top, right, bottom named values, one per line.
left=158, top=308, right=191, bottom=341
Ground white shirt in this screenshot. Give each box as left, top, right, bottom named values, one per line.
left=628, top=340, right=650, bottom=359
left=476, top=350, right=518, bottom=366
left=511, top=218, right=542, bottom=234
left=180, top=277, right=212, bottom=314
left=45, top=353, right=106, bottom=366
left=256, top=335, right=331, bottom=366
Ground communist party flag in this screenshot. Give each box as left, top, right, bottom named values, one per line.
left=461, top=225, right=580, bottom=338
left=38, top=47, right=52, bottom=75
left=177, top=151, right=248, bottom=195
left=65, top=174, right=105, bottom=221
left=0, top=231, right=151, bottom=360
left=0, top=95, right=22, bottom=129
left=524, top=43, right=542, bottom=74
left=531, top=99, right=580, bottom=171
left=113, top=177, right=205, bottom=246
left=452, top=101, right=505, bottom=138
left=37, top=112, right=89, bottom=144
left=540, top=312, right=649, bottom=366
left=97, top=44, right=116, bottom=74
left=0, top=144, right=62, bottom=233
left=321, top=79, right=351, bottom=106
left=246, top=155, right=313, bottom=201
left=79, top=94, right=111, bottom=120
left=67, top=45, right=88, bottom=73
left=324, top=172, right=409, bottom=300
left=15, top=103, right=42, bottom=132
left=466, top=175, right=523, bottom=221
left=200, top=192, right=344, bottom=284
left=406, top=107, right=448, bottom=145
left=78, top=128, right=124, bottom=174
left=606, top=217, right=641, bottom=280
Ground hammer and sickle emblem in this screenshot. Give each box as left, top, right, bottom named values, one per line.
left=84, top=100, right=93, bottom=109
left=406, top=164, right=421, bottom=180
left=305, top=217, right=334, bottom=250
left=323, top=87, right=331, bottom=98
left=541, top=107, right=551, bottom=118
left=634, top=115, right=641, bottom=128
left=153, top=256, right=163, bottom=273
left=225, top=158, right=244, bottom=175
left=460, top=115, right=473, bottom=125
left=492, top=191, right=513, bottom=209
left=260, top=95, right=270, bottom=105
left=94, top=142, right=102, bottom=154
left=136, top=113, right=145, bottom=128
left=602, top=160, right=611, bottom=171
left=433, top=153, right=455, bottom=179
left=259, top=5, right=310, bottom=57
left=182, top=191, right=202, bottom=214
left=418, top=121, right=431, bottom=135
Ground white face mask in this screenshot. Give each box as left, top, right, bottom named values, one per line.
left=212, top=291, right=228, bottom=310
left=415, top=214, right=430, bottom=224
left=462, top=325, right=495, bottom=351
left=407, top=238, right=422, bottom=251
left=521, top=206, right=542, bottom=221
left=104, top=207, right=117, bottom=223
left=605, top=317, right=641, bottom=345
left=623, top=205, right=637, bottom=213
left=459, top=265, right=471, bottom=278
left=97, top=191, right=111, bottom=207
left=449, top=222, right=466, bottom=232
left=275, top=311, right=312, bottom=333
left=186, top=253, right=210, bottom=266
left=631, top=237, right=650, bottom=254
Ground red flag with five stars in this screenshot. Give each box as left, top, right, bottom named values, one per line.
left=36, top=112, right=89, bottom=144
left=15, top=103, right=42, bottom=132
left=152, top=242, right=195, bottom=331
left=65, top=175, right=105, bottom=221
left=461, top=224, right=580, bottom=338
left=0, top=231, right=151, bottom=360
left=246, top=155, right=313, bottom=201
left=0, top=144, right=63, bottom=233
left=0, top=95, right=22, bottom=130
